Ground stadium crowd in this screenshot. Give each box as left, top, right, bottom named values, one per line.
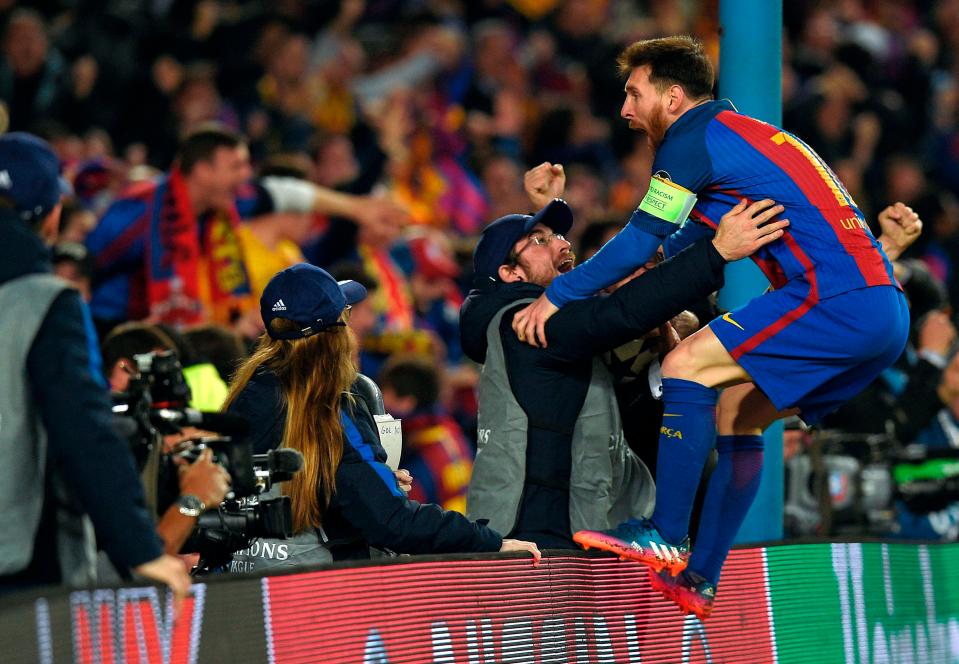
left=3, top=0, right=959, bottom=606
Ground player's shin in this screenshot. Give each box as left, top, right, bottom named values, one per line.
left=650, top=378, right=719, bottom=545
left=687, top=434, right=764, bottom=584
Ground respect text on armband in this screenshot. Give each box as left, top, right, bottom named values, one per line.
left=638, top=175, right=697, bottom=225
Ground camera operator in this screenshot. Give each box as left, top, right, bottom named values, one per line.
left=223, top=264, right=540, bottom=569
left=157, top=447, right=231, bottom=555
left=0, top=132, right=189, bottom=598
left=105, top=338, right=232, bottom=556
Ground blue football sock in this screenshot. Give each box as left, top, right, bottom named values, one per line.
left=688, top=434, right=764, bottom=585
left=650, top=378, right=718, bottom=544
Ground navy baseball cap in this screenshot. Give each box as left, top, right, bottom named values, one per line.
left=261, top=263, right=367, bottom=340
left=473, top=199, right=574, bottom=280
left=0, top=132, right=69, bottom=222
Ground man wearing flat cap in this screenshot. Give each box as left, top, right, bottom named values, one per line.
left=462, top=196, right=781, bottom=548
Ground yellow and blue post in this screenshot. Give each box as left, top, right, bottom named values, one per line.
left=718, top=0, right=784, bottom=543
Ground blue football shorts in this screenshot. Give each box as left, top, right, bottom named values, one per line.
left=709, top=284, right=909, bottom=424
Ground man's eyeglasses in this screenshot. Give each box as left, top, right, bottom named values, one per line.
left=506, top=231, right=567, bottom=266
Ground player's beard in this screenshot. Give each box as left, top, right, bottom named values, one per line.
left=645, top=104, right=669, bottom=150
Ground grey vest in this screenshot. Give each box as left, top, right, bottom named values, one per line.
left=229, top=485, right=334, bottom=574
left=0, top=274, right=96, bottom=584
left=467, top=301, right=655, bottom=536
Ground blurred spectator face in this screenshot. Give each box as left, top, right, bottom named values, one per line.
left=4, top=11, right=48, bottom=78
left=191, top=145, right=253, bottom=211
left=803, top=8, right=840, bottom=53
left=886, top=157, right=926, bottom=204
left=348, top=296, right=378, bottom=350
left=941, top=352, right=959, bottom=409
left=564, top=166, right=605, bottom=221
left=270, top=35, right=310, bottom=83
left=481, top=155, right=520, bottom=199
left=481, top=155, right=526, bottom=217
left=815, top=95, right=850, bottom=141
left=175, top=77, right=223, bottom=130
left=84, top=129, right=114, bottom=161
left=153, top=56, right=183, bottom=95
left=932, top=194, right=959, bottom=240
left=313, top=135, right=358, bottom=187
left=555, top=0, right=607, bottom=38
left=473, top=21, right=514, bottom=82
left=621, top=66, right=670, bottom=148
left=322, top=38, right=364, bottom=86
left=49, top=132, right=84, bottom=165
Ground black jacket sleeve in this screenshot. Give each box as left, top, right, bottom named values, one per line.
left=28, top=291, right=163, bottom=571
left=331, top=411, right=502, bottom=554
left=892, top=358, right=945, bottom=443
left=542, top=239, right=727, bottom=361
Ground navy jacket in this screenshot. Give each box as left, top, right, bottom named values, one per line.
left=227, top=369, right=502, bottom=559
left=0, top=211, right=162, bottom=586
left=460, top=239, right=727, bottom=548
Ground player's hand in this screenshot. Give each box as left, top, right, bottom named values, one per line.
left=524, top=162, right=566, bottom=209
left=134, top=554, right=192, bottom=618
left=394, top=469, right=413, bottom=493
left=499, top=538, right=542, bottom=566
left=877, top=202, right=922, bottom=260
left=511, top=293, right=559, bottom=348
left=712, top=198, right=789, bottom=261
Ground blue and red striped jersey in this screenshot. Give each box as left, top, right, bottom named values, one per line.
left=546, top=100, right=897, bottom=306
left=86, top=175, right=268, bottom=323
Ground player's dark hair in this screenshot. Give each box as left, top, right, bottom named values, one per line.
left=617, top=36, right=714, bottom=101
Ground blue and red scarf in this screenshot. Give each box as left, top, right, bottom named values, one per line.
left=145, top=168, right=252, bottom=326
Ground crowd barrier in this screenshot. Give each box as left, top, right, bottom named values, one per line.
left=1, top=541, right=957, bottom=663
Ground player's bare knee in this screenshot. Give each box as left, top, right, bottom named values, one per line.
left=661, top=342, right=700, bottom=380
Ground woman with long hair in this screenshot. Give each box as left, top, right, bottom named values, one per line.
left=225, top=264, right=540, bottom=568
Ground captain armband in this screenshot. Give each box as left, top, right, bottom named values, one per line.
left=638, top=174, right=698, bottom=226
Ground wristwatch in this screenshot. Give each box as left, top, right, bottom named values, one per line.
left=177, top=494, right=206, bottom=518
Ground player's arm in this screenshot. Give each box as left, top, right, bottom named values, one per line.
left=661, top=217, right=715, bottom=258
left=544, top=239, right=726, bottom=360
left=509, top=220, right=664, bottom=349
left=513, top=193, right=694, bottom=348
left=513, top=139, right=714, bottom=348
left=544, top=199, right=788, bottom=359
left=545, top=221, right=664, bottom=309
